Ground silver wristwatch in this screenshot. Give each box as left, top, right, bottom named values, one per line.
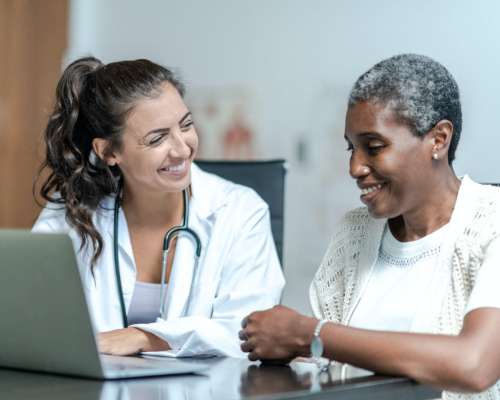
left=310, top=319, right=328, bottom=360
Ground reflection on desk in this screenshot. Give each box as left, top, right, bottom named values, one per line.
left=0, top=357, right=441, bottom=400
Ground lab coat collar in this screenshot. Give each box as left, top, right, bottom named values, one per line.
left=98, top=162, right=226, bottom=264
left=190, top=162, right=230, bottom=220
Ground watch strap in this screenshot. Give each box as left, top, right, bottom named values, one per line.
left=310, top=319, right=329, bottom=359
left=314, top=319, right=328, bottom=338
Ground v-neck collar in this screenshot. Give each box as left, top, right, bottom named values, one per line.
left=99, top=162, right=229, bottom=316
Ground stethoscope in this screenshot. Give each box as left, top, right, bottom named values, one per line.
left=113, top=179, right=202, bottom=328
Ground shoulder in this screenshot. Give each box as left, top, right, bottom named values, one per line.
left=32, top=195, right=115, bottom=233
left=314, top=206, right=375, bottom=274
left=331, top=206, right=375, bottom=243
left=312, top=206, right=383, bottom=289
left=192, top=163, right=269, bottom=219
left=341, top=206, right=372, bottom=226
left=459, top=177, right=500, bottom=241
left=32, top=201, right=69, bottom=233
left=461, top=176, right=500, bottom=210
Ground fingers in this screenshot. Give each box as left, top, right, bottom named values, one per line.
left=241, top=337, right=270, bottom=363
left=240, top=312, right=257, bottom=342
left=241, top=338, right=261, bottom=362
left=248, top=351, right=260, bottom=362
left=242, top=311, right=258, bottom=329
left=240, top=337, right=254, bottom=353
left=239, top=329, right=248, bottom=341
left=240, top=335, right=282, bottom=362
left=241, top=310, right=264, bottom=329
left=240, top=311, right=265, bottom=361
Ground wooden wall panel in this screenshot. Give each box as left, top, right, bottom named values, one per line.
left=0, top=0, right=9, bottom=224
left=0, top=0, right=68, bottom=227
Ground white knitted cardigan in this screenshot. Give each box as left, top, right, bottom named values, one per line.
left=310, top=176, right=500, bottom=399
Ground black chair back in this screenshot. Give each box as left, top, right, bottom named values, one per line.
left=195, top=159, right=286, bottom=265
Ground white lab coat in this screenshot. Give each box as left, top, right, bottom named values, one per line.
left=32, top=163, right=285, bottom=357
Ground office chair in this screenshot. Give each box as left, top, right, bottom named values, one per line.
left=195, top=159, right=287, bottom=265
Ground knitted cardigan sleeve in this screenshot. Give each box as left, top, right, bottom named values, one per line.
left=440, top=184, right=500, bottom=400
left=309, top=207, right=371, bottom=322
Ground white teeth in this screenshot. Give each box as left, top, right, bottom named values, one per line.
left=361, top=184, right=382, bottom=195
left=163, top=160, right=186, bottom=172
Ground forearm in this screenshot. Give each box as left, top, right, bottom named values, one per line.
left=320, top=323, right=487, bottom=392
left=133, top=328, right=171, bottom=352
left=134, top=316, right=245, bottom=357
left=98, top=327, right=170, bottom=355
left=243, top=307, right=497, bottom=391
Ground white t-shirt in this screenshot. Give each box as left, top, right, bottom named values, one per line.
left=349, top=224, right=500, bottom=332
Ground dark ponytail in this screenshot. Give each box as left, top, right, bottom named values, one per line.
left=36, top=56, right=184, bottom=266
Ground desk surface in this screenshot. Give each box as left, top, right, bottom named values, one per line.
left=0, top=358, right=440, bottom=400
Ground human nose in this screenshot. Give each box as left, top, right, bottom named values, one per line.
left=168, top=129, right=191, bottom=159
left=349, top=149, right=370, bottom=179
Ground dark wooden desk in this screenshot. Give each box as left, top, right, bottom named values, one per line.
left=0, top=358, right=440, bottom=400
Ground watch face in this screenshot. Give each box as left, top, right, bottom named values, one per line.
left=311, top=336, right=323, bottom=359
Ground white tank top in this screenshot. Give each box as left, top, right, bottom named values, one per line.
left=127, top=281, right=163, bottom=325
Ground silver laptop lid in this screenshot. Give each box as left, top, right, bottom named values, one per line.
left=0, top=230, right=103, bottom=377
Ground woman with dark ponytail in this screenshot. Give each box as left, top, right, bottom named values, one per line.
left=33, top=56, right=284, bottom=357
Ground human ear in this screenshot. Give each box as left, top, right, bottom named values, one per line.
left=430, top=120, right=454, bottom=161
left=92, top=138, right=118, bottom=166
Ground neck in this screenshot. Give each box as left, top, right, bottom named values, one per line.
left=389, top=169, right=461, bottom=242
left=121, top=183, right=185, bottom=229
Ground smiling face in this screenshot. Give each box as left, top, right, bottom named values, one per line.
left=107, top=82, right=198, bottom=194
left=345, top=101, right=436, bottom=219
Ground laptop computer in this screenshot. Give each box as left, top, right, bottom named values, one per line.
left=0, top=230, right=208, bottom=379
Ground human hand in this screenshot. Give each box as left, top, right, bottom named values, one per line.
left=98, top=327, right=170, bottom=356
left=239, top=305, right=317, bottom=362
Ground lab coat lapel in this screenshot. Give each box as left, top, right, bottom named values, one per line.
left=162, top=197, right=213, bottom=319
left=93, top=197, right=136, bottom=330
left=162, top=163, right=221, bottom=319
left=101, top=204, right=135, bottom=329
left=116, top=207, right=137, bottom=303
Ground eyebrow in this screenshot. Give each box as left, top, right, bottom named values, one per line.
left=345, top=131, right=384, bottom=141
left=179, top=111, right=192, bottom=125
left=144, top=111, right=192, bottom=137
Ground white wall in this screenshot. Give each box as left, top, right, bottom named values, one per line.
left=68, top=0, right=500, bottom=313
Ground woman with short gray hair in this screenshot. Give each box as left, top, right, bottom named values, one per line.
left=240, top=54, right=500, bottom=399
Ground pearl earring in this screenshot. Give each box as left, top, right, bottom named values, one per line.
left=432, top=153, right=439, bottom=160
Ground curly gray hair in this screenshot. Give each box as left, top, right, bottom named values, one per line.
left=348, top=54, right=462, bottom=164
